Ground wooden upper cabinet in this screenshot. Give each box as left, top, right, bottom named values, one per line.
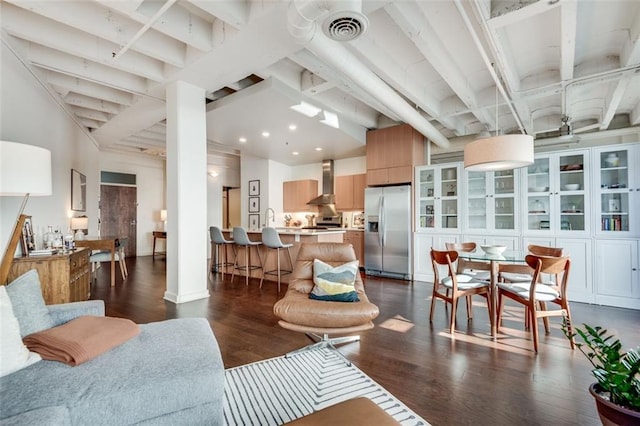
left=335, top=173, right=366, bottom=211
left=283, top=179, right=318, bottom=212
left=366, top=124, right=425, bottom=186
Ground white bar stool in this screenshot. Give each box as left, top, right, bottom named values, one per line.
left=260, top=227, right=294, bottom=293
left=231, top=227, right=263, bottom=285
left=209, top=226, right=235, bottom=277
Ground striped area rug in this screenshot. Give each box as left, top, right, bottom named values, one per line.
left=223, top=347, right=429, bottom=425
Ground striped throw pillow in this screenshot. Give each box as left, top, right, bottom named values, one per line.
left=310, top=259, right=360, bottom=302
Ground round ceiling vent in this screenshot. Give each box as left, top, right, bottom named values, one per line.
left=322, top=11, right=369, bottom=41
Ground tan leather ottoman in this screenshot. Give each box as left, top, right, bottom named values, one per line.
left=285, top=397, right=400, bottom=425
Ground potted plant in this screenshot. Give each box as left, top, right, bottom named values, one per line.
left=562, top=321, right=640, bottom=425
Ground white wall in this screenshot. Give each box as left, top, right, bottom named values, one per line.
left=1, top=43, right=100, bottom=256
left=239, top=154, right=270, bottom=229
left=99, top=152, right=165, bottom=256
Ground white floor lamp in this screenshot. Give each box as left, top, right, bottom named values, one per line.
left=0, top=140, right=52, bottom=284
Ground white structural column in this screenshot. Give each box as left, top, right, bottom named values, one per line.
left=164, top=80, right=209, bottom=303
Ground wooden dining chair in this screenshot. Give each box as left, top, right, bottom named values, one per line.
left=500, top=244, right=563, bottom=284
left=444, top=242, right=491, bottom=319
left=496, top=254, right=575, bottom=352
left=430, top=249, right=493, bottom=334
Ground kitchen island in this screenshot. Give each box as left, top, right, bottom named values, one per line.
left=220, top=228, right=345, bottom=285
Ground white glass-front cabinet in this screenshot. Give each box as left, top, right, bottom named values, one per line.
left=416, top=165, right=461, bottom=232
left=523, top=150, right=590, bottom=235
left=465, top=169, right=519, bottom=233
left=593, top=144, right=639, bottom=236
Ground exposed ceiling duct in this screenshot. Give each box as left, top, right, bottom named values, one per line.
left=287, top=0, right=450, bottom=149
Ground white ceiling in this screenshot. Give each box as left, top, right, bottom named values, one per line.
left=2, top=0, right=639, bottom=170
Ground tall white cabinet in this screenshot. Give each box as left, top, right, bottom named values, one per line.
left=412, top=143, right=640, bottom=309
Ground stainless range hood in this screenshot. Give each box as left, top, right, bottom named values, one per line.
left=307, top=159, right=335, bottom=205
left=307, top=159, right=338, bottom=216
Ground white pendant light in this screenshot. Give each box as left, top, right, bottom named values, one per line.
left=464, top=134, right=534, bottom=171
left=464, top=69, right=534, bottom=171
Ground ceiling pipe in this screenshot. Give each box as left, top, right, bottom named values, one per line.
left=454, top=0, right=528, bottom=135
left=112, top=0, right=177, bottom=60
left=287, top=0, right=450, bottom=149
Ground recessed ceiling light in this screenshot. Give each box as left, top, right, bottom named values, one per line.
left=239, top=137, right=247, bottom=143
left=262, top=131, right=270, bottom=137
left=289, top=124, right=297, bottom=131
left=292, top=151, right=299, bottom=156
left=315, top=147, right=323, bottom=151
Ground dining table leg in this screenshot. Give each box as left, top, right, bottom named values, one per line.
left=490, top=260, right=498, bottom=338
left=110, top=248, right=116, bottom=287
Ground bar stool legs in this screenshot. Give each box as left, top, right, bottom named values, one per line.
left=232, top=243, right=263, bottom=285
left=209, top=241, right=235, bottom=277
left=260, top=245, right=293, bottom=293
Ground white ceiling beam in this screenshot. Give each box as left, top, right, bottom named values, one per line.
left=78, top=117, right=103, bottom=129
left=44, top=72, right=136, bottom=106
left=72, top=106, right=112, bottom=122
left=300, top=70, right=334, bottom=95
left=600, top=73, right=633, bottom=130
left=99, top=0, right=213, bottom=52
left=64, top=93, right=121, bottom=114
left=387, top=2, right=493, bottom=132
left=135, top=130, right=166, bottom=142
left=559, top=0, right=577, bottom=82
left=5, top=0, right=186, bottom=67
left=621, top=6, right=640, bottom=66
left=188, top=0, right=249, bottom=29
left=92, top=98, right=167, bottom=147
left=630, top=101, right=640, bottom=125
left=2, top=3, right=165, bottom=82
left=28, top=44, right=151, bottom=96
left=488, top=0, right=561, bottom=28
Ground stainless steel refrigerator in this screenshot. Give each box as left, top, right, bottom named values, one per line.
left=364, top=185, right=412, bottom=280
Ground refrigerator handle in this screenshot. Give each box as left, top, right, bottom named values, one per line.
left=380, top=196, right=385, bottom=246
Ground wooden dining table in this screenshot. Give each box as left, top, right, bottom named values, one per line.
left=75, top=236, right=121, bottom=287
left=457, top=250, right=529, bottom=337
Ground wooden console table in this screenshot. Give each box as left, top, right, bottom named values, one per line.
left=8, top=247, right=90, bottom=305
left=152, top=231, right=167, bottom=258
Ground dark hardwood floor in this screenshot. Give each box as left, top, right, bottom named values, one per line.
left=91, top=256, right=640, bottom=426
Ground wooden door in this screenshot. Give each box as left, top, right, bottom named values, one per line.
left=100, top=185, right=137, bottom=257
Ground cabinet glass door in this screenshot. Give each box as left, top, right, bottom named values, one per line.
left=598, top=149, right=630, bottom=232
left=418, top=168, right=435, bottom=229
left=440, top=166, right=458, bottom=230
left=526, top=158, right=551, bottom=231
left=558, top=153, right=586, bottom=232
left=467, top=171, right=487, bottom=230
left=494, top=170, right=516, bottom=231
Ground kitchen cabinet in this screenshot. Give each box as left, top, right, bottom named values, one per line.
left=415, top=164, right=461, bottom=233
left=464, top=169, right=520, bottom=233
left=335, top=173, right=366, bottom=211
left=594, top=239, right=640, bottom=310
left=413, top=233, right=460, bottom=282
left=523, top=150, right=590, bottom=236
left=8, top=248, right=90, bottom=305
left=283, top=179, right=318, bottom=212
left=366, top=124, right=425, bottom=186
left=343, top=230, right=364, bottom=267
left=592, top=144, right=640, bottom=236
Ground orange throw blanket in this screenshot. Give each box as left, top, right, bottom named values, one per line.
left=23, top=316, right=140, bottom=366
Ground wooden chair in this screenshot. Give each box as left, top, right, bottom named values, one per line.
left=430, top=249, right=493, bottom=334
left=444, top=242, right=491, bottom=319
left=497, top=254, right=575, bottom=352
left=500, top=244, right=563, bottom=283
left=89, top=236, right=128, bottom=282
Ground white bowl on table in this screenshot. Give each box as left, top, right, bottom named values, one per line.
left=480, top=245, right=507, bottom=256
left=529, top=186, right=548, bottom=192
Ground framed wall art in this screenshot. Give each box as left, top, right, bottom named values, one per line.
left=248, top=180, right=260, bottom=196
left=248, top=214, right=260, bottom=229
left=71, top=169, right=87, bottom=211
left=249, top=197, right=260, bottom=213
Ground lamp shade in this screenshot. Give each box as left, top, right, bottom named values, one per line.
left=70, top=216, right=89, bottom=231
left=160, top=209, right=167, bottom=221
left=464, top=134, right=534, bottom=172
left=0, top=141, right=52, bottom=196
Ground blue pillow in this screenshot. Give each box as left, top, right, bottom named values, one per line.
left=6, top=270, right=55, bottom=337
left=310, top=259, right=360, bottom=302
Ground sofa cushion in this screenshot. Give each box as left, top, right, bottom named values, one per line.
left=0, top=286, right=41, bottom=377
left=310, top=259, right=360, bottom=302
left=6, top=270, right=55, bottom=337
left=0, top=318, right=224, bottom=425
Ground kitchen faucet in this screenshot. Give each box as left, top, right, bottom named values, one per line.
left=263, top=207, right=275, bottom=227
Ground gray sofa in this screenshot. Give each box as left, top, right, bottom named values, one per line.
left=0, top=299, right=225, bottom=425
